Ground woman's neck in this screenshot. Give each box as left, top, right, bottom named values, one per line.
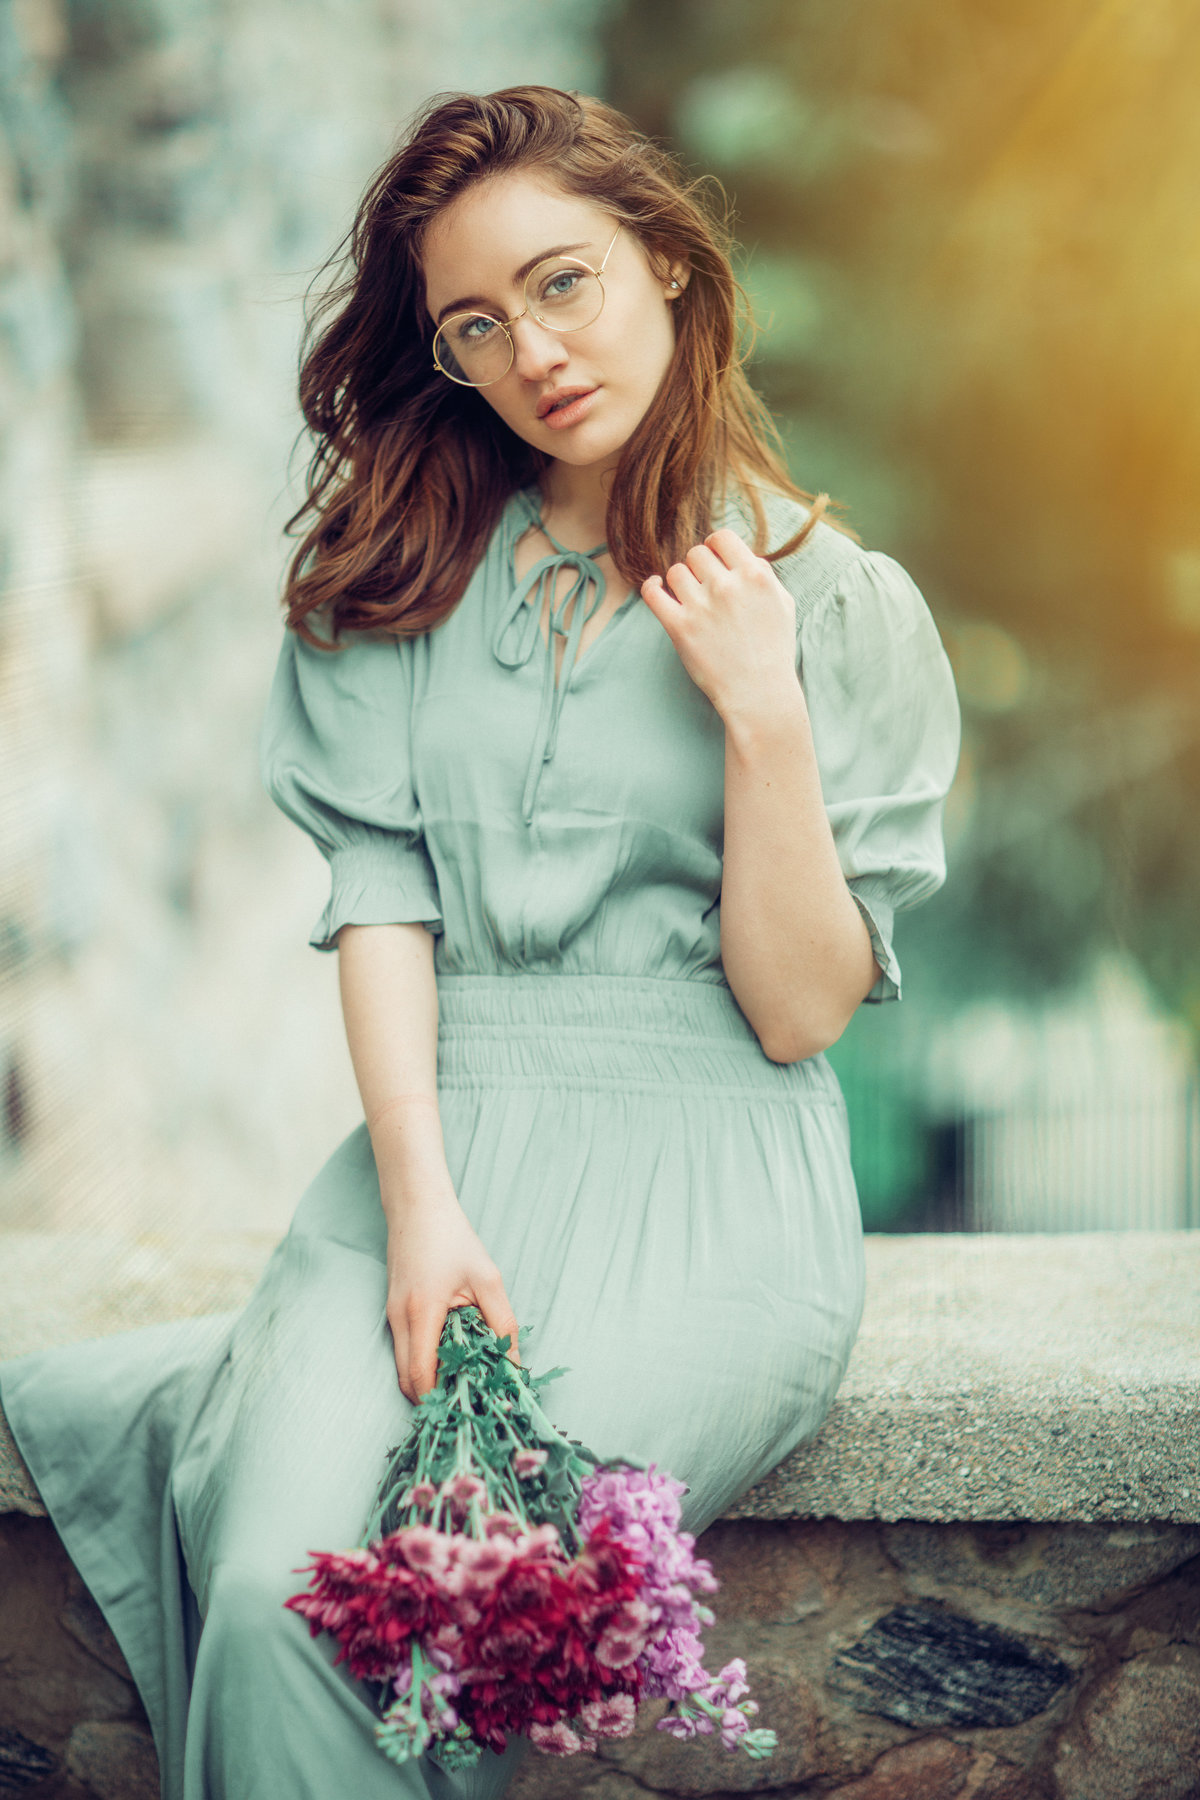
left=536, top=457, right=616, bottom=552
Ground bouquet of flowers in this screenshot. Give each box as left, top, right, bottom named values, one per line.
left=284, top=1305, right=776, bottom=1773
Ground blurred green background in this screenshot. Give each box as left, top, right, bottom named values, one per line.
left=2, top=0, right=1197, bottom=1239
left=602, top=0, right=1200, bottom=1229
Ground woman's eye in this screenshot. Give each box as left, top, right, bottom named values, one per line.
left=457, top=315, right=498, bottom=344
left=541, top=269, right=581, bottom=301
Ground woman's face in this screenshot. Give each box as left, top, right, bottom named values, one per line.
left=420, top=170, right=686, bottom=475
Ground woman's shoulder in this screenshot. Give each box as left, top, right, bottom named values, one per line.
left=721, top=482, right=878, bottom=625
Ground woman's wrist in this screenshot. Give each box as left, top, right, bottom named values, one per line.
left=380, top=1164, right=462, bottom=1226
left=367, top=1094, right=454, bottom=1209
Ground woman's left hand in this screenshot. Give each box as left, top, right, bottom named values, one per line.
left=640, top=528, right=802, bottom=722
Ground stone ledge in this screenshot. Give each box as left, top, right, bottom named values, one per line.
left=2, top=1228, right=1198, bottom=1523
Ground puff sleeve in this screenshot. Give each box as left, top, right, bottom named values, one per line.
left=797, top=548, right=961, bottom=1002
left=259, top=621, right=442, bottom=952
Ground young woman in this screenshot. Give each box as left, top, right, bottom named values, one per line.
left=0, top=85, right=960, bottom=1800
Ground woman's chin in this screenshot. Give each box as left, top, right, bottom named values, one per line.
left=538, top=418, right=639, bottom=471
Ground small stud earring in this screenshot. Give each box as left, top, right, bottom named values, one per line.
left=669, top=279, right=680, bottom=290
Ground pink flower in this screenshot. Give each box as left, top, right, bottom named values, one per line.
left=426, top=1622, right=464, bottom=1660
left=595, top=1629, right=646, bottom=1669
left=452, top=1537, right=516, bottom=1594
left=482, top=1511, right=523, bottom=1540
left=443, top=1473, right=487, bottom=1510
left=393, top=1525, right=451, bottom=1577
left=512, top=1523, right=562, bottom=1560
left=579, top=1694, right=636, bottom=1738
left=607, top=1599, right=654, bottom=1635
left=528, top=1721, right=586, bottom=1757
left=401, top=1481, right=437, bottom=1511
left=512, top=1448, right=548, bottom=1479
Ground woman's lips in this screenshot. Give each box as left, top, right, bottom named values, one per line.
left=540, top=388, right=598, bottom=430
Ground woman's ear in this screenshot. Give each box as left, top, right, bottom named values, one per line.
left=648, top=245, right=691, bottom=297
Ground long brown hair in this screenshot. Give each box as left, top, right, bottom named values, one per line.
left=283, top=85, right=838, bottom=646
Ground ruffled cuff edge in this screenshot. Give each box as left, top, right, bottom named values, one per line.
left=848, top=882, right=902, bottom=1003
left=310, top=844, right=444, bottom=953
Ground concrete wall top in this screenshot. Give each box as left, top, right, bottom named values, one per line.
left=2, top=1229, right=1197, bottom=1523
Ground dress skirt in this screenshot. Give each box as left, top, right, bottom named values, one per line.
left=0, top=972, right=867, bottom=1800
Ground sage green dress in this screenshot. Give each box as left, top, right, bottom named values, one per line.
left=0, top=484, right=960, bottom=1800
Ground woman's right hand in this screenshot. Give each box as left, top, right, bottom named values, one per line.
left=383, top=1180, right=520, bottom=1404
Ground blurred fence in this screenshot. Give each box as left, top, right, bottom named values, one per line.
left=828, top=952, right=1200, bottom=1232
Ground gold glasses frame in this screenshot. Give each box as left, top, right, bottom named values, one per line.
left=431, top=224, right=624, bottom=388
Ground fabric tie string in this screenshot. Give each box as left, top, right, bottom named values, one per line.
left=492, top=499, right=608, bottom=825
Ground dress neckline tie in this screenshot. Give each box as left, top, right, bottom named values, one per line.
left=492, top=489, right=610, bottom=826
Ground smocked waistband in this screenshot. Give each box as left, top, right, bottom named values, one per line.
left=434, top=973, right=841, bottom=1103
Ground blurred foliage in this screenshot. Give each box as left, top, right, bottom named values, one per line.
left=602, top=1, right=1200, bottom=1224
left=602, top=0, right=1200, bottom=1036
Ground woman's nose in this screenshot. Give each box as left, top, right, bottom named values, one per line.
left=510, top=316, right=569, bottom=383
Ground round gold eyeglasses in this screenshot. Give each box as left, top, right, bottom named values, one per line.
left=431, top=225, right=623, bottom=388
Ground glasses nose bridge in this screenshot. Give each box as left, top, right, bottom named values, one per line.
left=505, top=306, right=568, bottom=370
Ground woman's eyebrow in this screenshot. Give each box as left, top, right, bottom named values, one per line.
left=435, top=243, right=591, bottom=323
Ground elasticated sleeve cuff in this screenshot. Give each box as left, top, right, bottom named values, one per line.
left=310, top=842, right=444, bottom=953
left=848, top=881, right=902, bottom=1003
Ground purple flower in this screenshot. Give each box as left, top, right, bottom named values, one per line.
left=720, top=1707, right=748, bottom=1746
left=715, top=1658, right=749, bottom=1703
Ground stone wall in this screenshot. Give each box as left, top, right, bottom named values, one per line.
left=0, top=1515, right=157, bottom=1800
left=2, top=1512, right=1197, bottom=1800
left=0, top=0, right=608, bottom=1251
left=3, top=1231, right=1198, bottom=1796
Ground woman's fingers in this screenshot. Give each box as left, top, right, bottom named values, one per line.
left=388, top=1277, right=517, bottom=1403
left=391, top=1327, right=410, bottom=1400
left=684, top=541, right=724, bottom=580
left=402, top=1293, right=447, bottom=1402
left=704, top=526, right=759, bottom=570
left=664, top=559, right=704, bottom=604
left=474, top=1270, right=520, bottom=1369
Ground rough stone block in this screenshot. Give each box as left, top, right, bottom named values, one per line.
left=826, top=1603, right=1073, bottom=1728
left=596, top=1659, right=820, bottom=1794
left=59, top=1585, right=131, bottom=1682
left=697, top=1520, right=830, bottom=1622
left=0, top=1723, right=58, bottom=1791
left=881, top=1520, right=1200, bottom=1611
left=65, top=1720, right=159, bottom=1800
left=507, top=1754, right=648, bottom=1799
left=823, top=1736, right=974, bottom=1799
left=0, top=1517, right=137, bottom=1739
left=1119, top=1547, right=1200, bottom=1649
left=1053, top=1644, right=1200, bottom=1800
left=827, top=1744, right=1051, bottom=1800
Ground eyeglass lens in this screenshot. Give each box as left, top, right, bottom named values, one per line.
left=433, top=255, right=606, bottom=387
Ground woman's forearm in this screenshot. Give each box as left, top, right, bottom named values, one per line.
left=336, top=920, right=519, bottom=1398
left=335, top=921, right=450, bottom=1212
left=719, top=682, right=879, bottom=1063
